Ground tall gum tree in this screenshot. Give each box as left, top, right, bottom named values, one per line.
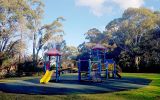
left=105, top=8, right=160, bottom=71
left=0, top=0, right=41, bottom=72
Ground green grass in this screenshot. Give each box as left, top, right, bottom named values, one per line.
left=0, top=76, right=40, bottom=83
left=0, top=73, right=160, bottom=100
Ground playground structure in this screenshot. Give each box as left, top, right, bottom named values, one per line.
left=40, top=44, right=122, bottom=83
left=77, top=44, right=122, bottom=82
left=40, top=48, right=61, bottom=83
left=40, top=48, right=77, bottom=83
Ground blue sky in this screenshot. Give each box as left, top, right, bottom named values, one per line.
left=42, top=0, right=160, bottom=47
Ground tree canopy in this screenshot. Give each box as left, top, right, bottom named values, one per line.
left=105, top=8, right=160, bottom=72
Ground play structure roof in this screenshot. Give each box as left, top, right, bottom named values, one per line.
left=45, top=48, right=61, bottom=56
left=92, top=44, right=106, bottom=50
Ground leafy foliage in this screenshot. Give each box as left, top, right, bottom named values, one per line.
left=105, top=8, right=160, bottom=72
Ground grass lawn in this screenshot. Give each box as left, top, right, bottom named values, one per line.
left=0, top=73, right=160, bottom=100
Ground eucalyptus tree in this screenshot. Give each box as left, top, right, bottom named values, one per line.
left=105, top=8, right=160, bottom=70
left=0, top=0, right=35, bottom=52
left=79, top=28, right=105, bottom=52
left=79, top=28, right=115, bottom=53
left=33, top=17, right=64, bottom=64
left=0, top=0, right=45, bottom=75
left=0, top=0, right=40, bottom=63
left=85, top=28, right=103, bottom=43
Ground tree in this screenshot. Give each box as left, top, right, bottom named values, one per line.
left=105, top=8, right=160, bottom=72
left=62, top=46, right=79, bottom=60
left=0, top=0, right=35, bottom=52
left=22, top=0, right=65, bottom=65
left=85, top=28, right=102, bottom=43
left=32, top=17, right=65, bottom=64
left=79, top=28, right=116, bottom=53
left=0, top=0, right=41, bottom=75
left=0, top=0, right=38, bottom=60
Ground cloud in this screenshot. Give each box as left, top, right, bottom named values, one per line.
left=75, top=0, right=110, bottom=17
left=75, top=0, right=144, bottom=17
left=112, top=0, right=144, bottom=9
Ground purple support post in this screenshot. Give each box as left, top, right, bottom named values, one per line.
left=78, top=59, right=81, bottom=81
left=56, top=56, right=59, bottom=82
left=106, top=61, right=109, bottom=79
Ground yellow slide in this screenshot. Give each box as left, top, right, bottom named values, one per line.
left=40, top=70, right=54, bottom=84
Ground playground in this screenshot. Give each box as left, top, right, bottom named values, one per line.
left=0, top=41, right=160, bottom=100
left=39, top=44, right=122, bottom=84
left=0, top=0, right=160, bottom=100
left=0, top=46, right=159, bottom=99
left=0, top=73, right=160, bottom=100
left=0, top=74, right=151, bottom=95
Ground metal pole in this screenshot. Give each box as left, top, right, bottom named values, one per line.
left=104, top=49, right=106, bottom=63
left=106, top=61, right=108, bottom=79
left=88, top=59, right=91, bottom=80
left=49, top=56, right=51, bottom=70
left=58, top=56, right=60, bottom=80
left=56, top=56, right=58, bottom=82
left=113, top=61, right=116, bottom=78
left=78, top=59, right=81, bottom=81
left=99, top=60, right=102, bottom=74
left=44, top=55, right=46, bottom=71
left=97, top=50, right=99, bottom=60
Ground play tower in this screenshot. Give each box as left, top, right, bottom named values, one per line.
left=77, top=44, right=121, bottom=82
left=40, top=48, right=61, bottom=83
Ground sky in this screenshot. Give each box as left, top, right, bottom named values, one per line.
left=42, top=0, right=160, bottom=47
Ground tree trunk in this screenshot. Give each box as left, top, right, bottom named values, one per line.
left=33, top=32, right=36, bottom=66
left=1, top=38, right=9, bottom=51
left=36, top=49, right=40, bottom=64
left=135, top=56, right=141, bottom=71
